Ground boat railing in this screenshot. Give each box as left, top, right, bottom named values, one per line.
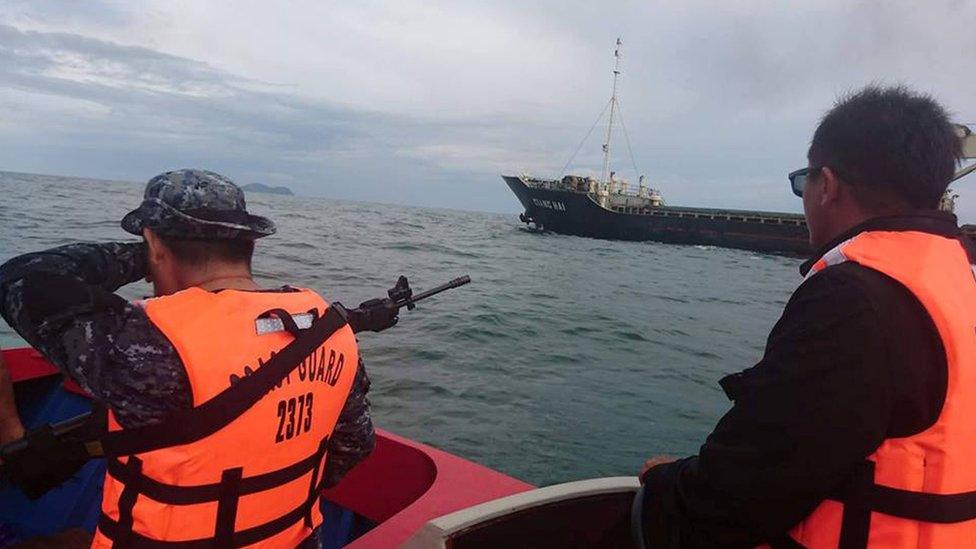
left=404, top=477, right=639, bottom=548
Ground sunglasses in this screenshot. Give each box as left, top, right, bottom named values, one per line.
left=788, top=166, right=823, bottom=198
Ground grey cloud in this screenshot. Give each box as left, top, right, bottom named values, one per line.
left=0, top=24, right=360, bottom=151
left=3, top=0, right=141, bottom=29
left=0, top=1, right=975, bottom=219
left=0, top=21, right=580, bottom=213
left=0, top=24, right=494, bottom=209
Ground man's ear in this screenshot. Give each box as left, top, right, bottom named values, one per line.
left=819, top=166, right=844, bottom=207
left=142, top=228, right=166, bottom=264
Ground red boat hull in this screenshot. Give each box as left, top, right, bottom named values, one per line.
left=1, top=348, right=532, bottom=547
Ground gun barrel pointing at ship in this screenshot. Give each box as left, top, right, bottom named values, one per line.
left=397, top=275, right=471, bottom=309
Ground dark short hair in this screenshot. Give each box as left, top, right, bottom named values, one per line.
left=809, top=85, right=962, bottom=210
left=160, top=236, right=255, bottom=269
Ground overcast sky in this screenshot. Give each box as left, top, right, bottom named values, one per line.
left=1, top=0, right=974, bottom=219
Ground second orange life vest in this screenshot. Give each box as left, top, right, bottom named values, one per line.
left=780, top=230, right=976, bottom=548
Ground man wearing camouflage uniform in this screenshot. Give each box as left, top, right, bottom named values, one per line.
left=0, top=169, right=376, bottom=546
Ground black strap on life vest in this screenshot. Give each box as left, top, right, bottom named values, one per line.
left=113, top=456, right=144, bottom=548
left=304, top=438, right=328, bottom=528
left=97, top=306, right=349, bottom=546
left=98, top=498, right=321, bottom=549
left=98, top=438, right=330, bottom=548
left=102, top=441, right=327, bottom=505
left=100, top=305, right=348, bottom=457
left=835, top=460, right=874, bottom=549
left=774, top=460, right=976, bottom=549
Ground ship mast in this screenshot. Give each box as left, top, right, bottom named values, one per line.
left=600, top=38, right=622, bottom=185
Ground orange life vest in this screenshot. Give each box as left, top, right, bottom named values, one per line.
left=91, top=287, right=360, bottom=548
left=781, top=230, right=976, bottom=548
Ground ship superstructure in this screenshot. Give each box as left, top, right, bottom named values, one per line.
left=539, top=39, right=667, bottom=218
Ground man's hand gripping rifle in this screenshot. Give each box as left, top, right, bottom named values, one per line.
left=345, top=275, right=471, bottom=333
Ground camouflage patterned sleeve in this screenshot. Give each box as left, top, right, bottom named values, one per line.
left=0, top=242, right=149, bottom=292
left=321, top=360, right=375, bottom=488
left=0, top=242, right=192, bottom=428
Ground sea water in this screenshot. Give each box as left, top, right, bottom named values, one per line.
left=0, top=171, right=801, bottom=486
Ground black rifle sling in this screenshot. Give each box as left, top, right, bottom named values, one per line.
left=100, top=306, right=348, bottom=457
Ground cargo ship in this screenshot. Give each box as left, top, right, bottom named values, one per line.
left=503, top=40, right=976, bottom=255
left=503, top=174, right=812, bottom=255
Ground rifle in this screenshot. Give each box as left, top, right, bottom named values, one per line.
left=0, top=410, right=105, bottom=499
left=346, top=275, right=471, bottom=332
left=0, top=274, right=471, bottom=498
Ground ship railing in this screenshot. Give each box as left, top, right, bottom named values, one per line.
left=607, top=204, right=807, bottom=226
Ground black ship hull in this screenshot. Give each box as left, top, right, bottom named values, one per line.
left=503, top=176, right=812, bottom=255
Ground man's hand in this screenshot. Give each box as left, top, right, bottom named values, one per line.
left=347, top=298, right=399, bottom=333
left=640, top=455, right=677, bottom=482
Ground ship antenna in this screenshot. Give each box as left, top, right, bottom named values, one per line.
left=600, top=38, right=622, bottom=184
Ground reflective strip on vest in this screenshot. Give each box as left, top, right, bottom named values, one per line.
left=91, top=287, right=360, bottom=548
left=804, top=237, right=853, bottom=281
left=786, top=230, right=976, bottom=548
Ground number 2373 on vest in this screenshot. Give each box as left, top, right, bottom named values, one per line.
left=273, top=348, right=346, bottom=443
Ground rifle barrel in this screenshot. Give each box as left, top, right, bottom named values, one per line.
left=399, top=275, right=471, bottom=307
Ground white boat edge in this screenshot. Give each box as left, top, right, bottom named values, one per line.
left=402, top=476, right=640, bottom=548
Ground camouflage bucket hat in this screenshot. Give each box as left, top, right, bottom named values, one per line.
left=121, top=169, right=276, bottom=240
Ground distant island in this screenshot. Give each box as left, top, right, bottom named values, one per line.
left=242, top=183, right=294, bottom=196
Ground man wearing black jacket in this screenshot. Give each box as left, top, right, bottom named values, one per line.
left=639, top=86, right=971, bottom=546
